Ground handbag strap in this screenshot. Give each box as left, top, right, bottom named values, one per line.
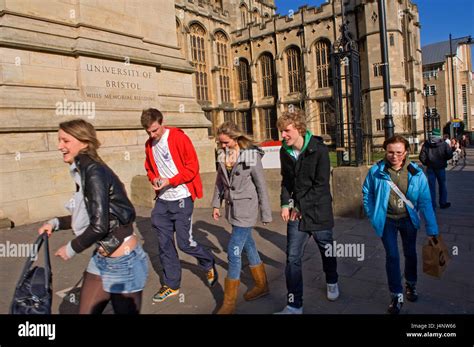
left=16, top=233, right=51, bottom=292
left=66, top=274, right=83, bottom=296
left=65, top=274, right=84, bottom=305
left=387, top=179, right=415, bottom=210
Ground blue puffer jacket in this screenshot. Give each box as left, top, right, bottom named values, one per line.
left=362, top=160, right=438, bottom=237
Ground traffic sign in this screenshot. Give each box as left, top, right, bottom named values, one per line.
left=452, top=118, right=462, bottom=123
left=453, top=122, right=461, bottom=128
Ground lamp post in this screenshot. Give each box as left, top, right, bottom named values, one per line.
left=331, top=0, right=363, bottom=166
left=423, top=85, right=430, bottom=140
left=423, top=86, right=440, bottom=140
left=449, top=34, right=457, bottom=139
left=378, top=0, right=394, bottom=139
left=297, top=22, right=307, bottom=118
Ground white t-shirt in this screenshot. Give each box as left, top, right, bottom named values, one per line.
left=152, top=129, right=190, bottom=201
left=291, top=148, right=301, bottom=159
left=66, top=162, right=89, bottom=236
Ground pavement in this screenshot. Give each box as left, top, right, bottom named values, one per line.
left=0, top=148, right=473, bottom=315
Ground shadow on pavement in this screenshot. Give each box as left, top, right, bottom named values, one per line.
left=135, top=215, right=227, bottom=313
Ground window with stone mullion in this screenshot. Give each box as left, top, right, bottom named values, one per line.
left=190, top=24, right=209, bottom=101
left=287, top=48, right=300, bottom=93
left=316, top=41, right=330, bottom=88
left=216, top=35, right=230, bottom=103
left=261, top=54, right=274, bottom=97
left=238, top=60, right=249, bottom=101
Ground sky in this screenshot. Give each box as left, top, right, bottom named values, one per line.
left=274, top=0, right=474, bottom=47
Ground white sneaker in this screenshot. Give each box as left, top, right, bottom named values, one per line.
left=274, top=305, right=303, bottom=314
left=327, top=283, right=339, bottom=301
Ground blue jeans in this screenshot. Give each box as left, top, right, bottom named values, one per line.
left=426, top=167, right=448, bottom=208
left=381, top=217, right=417, bottom=295
left=227, top=226, right=262, bottom=279
left=285, top=220, right=338, bottom=308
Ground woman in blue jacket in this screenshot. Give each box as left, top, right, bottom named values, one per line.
left=362, top=135, right=438, bottom=314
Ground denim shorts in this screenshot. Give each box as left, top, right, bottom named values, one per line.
left=86, top=244, right=149, bottom=294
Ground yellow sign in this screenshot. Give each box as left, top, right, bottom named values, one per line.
left=452, top=118, right=462, bottom=122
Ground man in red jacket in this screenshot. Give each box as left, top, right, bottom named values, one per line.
left=141, top=108, right=218, bottom=303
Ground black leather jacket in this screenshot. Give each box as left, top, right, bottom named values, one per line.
left=58, top=154, right=135, bottom=254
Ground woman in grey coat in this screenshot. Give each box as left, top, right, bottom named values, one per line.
left=212, top=122, right=272, bottom=314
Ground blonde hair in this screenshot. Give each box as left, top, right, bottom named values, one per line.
left=276, top=110, right=307, bottom=136
left=59, top=119, right=104, bottom=164
left=217, top=121, right=256, bottom=149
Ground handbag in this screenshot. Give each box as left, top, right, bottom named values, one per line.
left=422, top=235, right=450, bottom=278
left=58, top=274, right=83, bottom=314
left=10, top=233, right=52, bottom=314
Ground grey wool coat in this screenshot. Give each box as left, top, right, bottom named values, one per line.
left=212, top=147, right=272, bottom=227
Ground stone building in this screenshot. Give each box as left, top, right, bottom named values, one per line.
left=176, top=0, right=425, bottom=149
left=421, top=36, right=473, bottom=136
left=0, top=0, right=425, bottom=226
left=0, top=0, right=213, bottom=226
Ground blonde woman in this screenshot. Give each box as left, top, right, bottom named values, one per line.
left=38, top=119, right=148, bottom=314
left=212, top=122, right=272, bottom=314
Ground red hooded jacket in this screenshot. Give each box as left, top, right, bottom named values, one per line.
left=144, top=127, right=203, bottom=201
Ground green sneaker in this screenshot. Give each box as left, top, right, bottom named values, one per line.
left=152, top=285, right=179, bottom=303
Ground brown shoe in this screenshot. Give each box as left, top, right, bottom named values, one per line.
left=243, top=263, right=269, bottom=301
left=217, top=278, right=240, bottom=314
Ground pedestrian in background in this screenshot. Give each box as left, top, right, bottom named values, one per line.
left=450, top=138, right=461, bottom=166
left=419, top=128, right=453, bottom=209
left=460, top=134, right=469, bottom=163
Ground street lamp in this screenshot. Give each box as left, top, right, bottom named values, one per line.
left=330, top=0, right=363, bottom=166
left=378, top=0, right=394, bottom=139
left=296, top=24, right=307, bottom=118
left=423, top=86, right=440, bottom=140
left=449, top=34, right=457, bottom=139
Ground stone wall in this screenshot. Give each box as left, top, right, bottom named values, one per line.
left=0, top=0, right=214, bottom=226
left=131, top=166, right=369, bottom=220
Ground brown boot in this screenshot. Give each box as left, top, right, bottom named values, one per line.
left=243, top=263, right=269, bottom=301
left=217, top=278, right=240, bottom=314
